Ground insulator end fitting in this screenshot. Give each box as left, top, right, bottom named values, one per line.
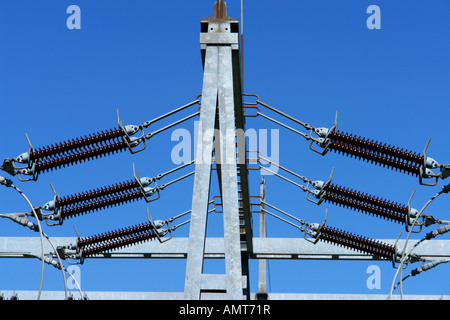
left=15, top=152, right=30, bottom=164
left=128, top=137, right=143, bottom=148
left=315, top=138, right=327, bottom=148
left=314, top=127, right=330, bottom=138
left=408, top=208, right=419, bottom=219
left=309, top=223, right=321, bottom=232
left=43, top=200, right=55, bottom=211
left=143, top=186, right=157, bottom=197
left=153, top=220, right=165, bottom=229
left=421, top=167, right=435, bottom=179
left=140, top=177, right=154, bottom=187
left=425, top=157, right=439, bottom=169
left=124, top=125, right=139, bottom=136
left=311, top=180, right=325, bottom=190
left=19, top=168, right=34, bottom=176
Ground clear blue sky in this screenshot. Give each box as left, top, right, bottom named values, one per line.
left=0, top=0, right=449, bottom=298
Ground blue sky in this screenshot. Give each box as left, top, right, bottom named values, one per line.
left=0, top=0, right=449, bottom=298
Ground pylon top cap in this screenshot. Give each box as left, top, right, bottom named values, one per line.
left=203, top=0, right=236, bottom=21
left=213, top=0, right=227, bottom=19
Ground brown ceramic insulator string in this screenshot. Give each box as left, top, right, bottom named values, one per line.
left=77, top=221, right=155, bottom=249
left=60, top=189, right=143, bottom=220
left=320, top=225, right=396, bottom=257
left=323, top=183, right=409, bottom=217
left=318, top=225, right=396, bottom=260
left=29, top=127, right=124, bottom=162
left=56, top=180, right=140, bottom=208
left=34, top=139, right=128, bottom=174
left=322, top=192, right=406, bottom=224
left=80, top=229, right=157, bottom=258
left=327, top=140, right=421, bottom=176
left=327, top=130, right=423, bottom=165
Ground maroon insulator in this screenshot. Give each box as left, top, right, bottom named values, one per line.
left=328, top=130, right=423, bottom=165
left=328, top=140, right=421, bottom=176
left=60, top=189, right=143, bottom=220
left=29, top=127, right=124, bottom=162
left=324, top=183, right=409, bottom=217
left=56, top=180, right=140, bottom=208
left=318, top=225, right=396, bottom=260
left=322, top=192, right=406, bottom=224
left=77, top=221, right=155, bottom=249
left=34, top=140, right=128, bottom=174
left=81, top=229, right=157, bottom=258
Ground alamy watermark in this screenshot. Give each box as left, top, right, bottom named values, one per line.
left=66, top=265, right=81, bottom=291
left=366, top=264, right=381, bottom=290
left=67, top=5, right=81, bottom=30
left=367, top=5, right=381, bottom=30
left=65, top=5, right=380, bottom=31
left=170, top=121, right=280, bottom=175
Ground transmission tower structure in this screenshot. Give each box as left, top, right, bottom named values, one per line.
left=1, top=1, right=450, bottom=300
left=184, top=0, right=251, bottom=300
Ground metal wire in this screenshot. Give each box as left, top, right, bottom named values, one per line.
left=144, top=111, right=200, bottom=139
left=1, top=179, right=45, bottom=300
left=255, top=99, right=313, bottom=131
left=141, top=99, right=200, bottom=128
left=388, top=189, right=447, bottom=300
left=393, top=259, right=450, bottom=293
left=261, top=201, right=307, bottom=227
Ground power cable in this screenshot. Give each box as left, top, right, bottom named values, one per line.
left=388, top=187, right=448, bottom=299
left=1, top=176, right=45, bottom=300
